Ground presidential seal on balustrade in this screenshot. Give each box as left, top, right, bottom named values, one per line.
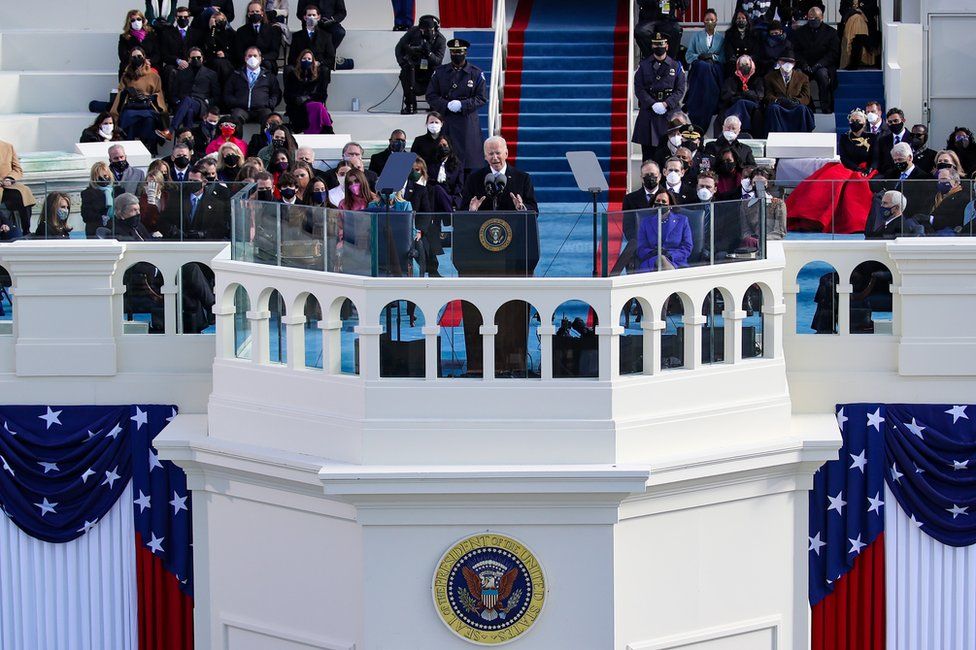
left=432, top=533, right=546, bottom=645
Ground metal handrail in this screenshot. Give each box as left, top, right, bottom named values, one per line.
left=488, top=0, right=508, bottom=135
left=626, top=0, right=636, bottom=194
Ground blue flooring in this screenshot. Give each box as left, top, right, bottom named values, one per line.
left=513, top=0, right=621, bottom=201
left=832, top=70, right=884, bottom=134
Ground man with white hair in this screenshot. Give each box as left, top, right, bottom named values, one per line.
left=865, top=190, right=908, bottom=238
left=870, top=141, right=935, bottom=222
left=703, top=115, right=756, bottom=167
left=461, top=136, right=537, bottom=213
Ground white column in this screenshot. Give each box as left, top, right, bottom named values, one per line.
left=836, top=282, right=852, bottom=335
left=422, top=325, right=439, bottom=380
left=597, top=326, right=622, bottom=380
left=643, top=319, right=665, bottom=375
left=762, top=303, right=786, bottom=359
left=0, top=241, right=124, bottom=376
left=282, top=314, right=306, bottom=370
left=212, top=304, right=236, bottom=359
left=683, top=314, right=705, bottom=370
left=321, top=318, right=342, bottom=374
left=246, top=309, right=271, bottom=365
left=480, top=324, right=496, bottom=381
left=161, top=285, right=178, bottom=335
left=783, top=282, right=798, bottom=338
left=355, top=325, right=383, bottom=380
left=538, top=324, right=555, bottom=380
left=725, top=309, right=746, bottom=364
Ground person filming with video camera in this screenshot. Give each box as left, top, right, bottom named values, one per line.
left=395, top=15, right=446, bottom=115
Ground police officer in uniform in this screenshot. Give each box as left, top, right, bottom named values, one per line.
left=426, top=38, right=487, bottom=172
left=632, top=33, right=687, bottom=157
left=395, top=15, right=446, bottom=115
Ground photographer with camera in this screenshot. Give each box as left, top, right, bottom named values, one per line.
left=395, top=15, right=446, bottom=115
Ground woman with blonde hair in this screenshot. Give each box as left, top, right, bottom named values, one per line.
left=81, top=162, right=115, bottom=238
left=117, top=9, right=159, bottom=78
left=216, top=141, right=245, bottom=182
left=934, top=150, right=964, bottom=174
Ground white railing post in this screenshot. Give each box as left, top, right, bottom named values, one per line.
left=480, top=324, right=497, bottom=381
left=282, top=314, right=306, bottom=370
left=246, top=310, right=271, bottom=365
left=539, top=324, right=555, bottom=380
left=644, top=319, right=665, bottom=375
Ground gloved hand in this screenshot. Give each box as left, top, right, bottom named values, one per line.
left=699, top=53, right=713, bottom=61
left=652, top=101, right=667, bottom=115
left=447, top=99, right=462, bottom=113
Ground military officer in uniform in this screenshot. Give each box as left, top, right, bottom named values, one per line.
left=426, top=38, right=487, bottom=172
left=632, top=33, right=687, bottom=158
left=395, top=14, right=446, bottom=115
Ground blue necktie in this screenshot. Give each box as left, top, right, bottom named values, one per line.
left=189, top=194, right=199, bottom=225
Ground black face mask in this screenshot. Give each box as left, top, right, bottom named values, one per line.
left=642, top=175, right=659, bottom=191
left=280, top=187, right=297, bottom=200
left=176, top=16, right=190, bottom=28
left=273, top=160, right=289, bottom=172
left=888, top=122, right=904, bottom=135
left=652, top=46, right=667, bottom=56
left=110, top=160, right=129, bottom=174
left=223, top=154, right=240, bottom=167
left=255, top=188, right=274, bottom=201
left=215, top=20, right=227, bottom=29
left=96, top=178, right=112, bottom=187
left=682, top=139, right=699, bottom=152
left=450, top=53, right=465, bottom=66
left=190, top=58, right=203, bottom=69
left=272, top=138, right=286, bottom=149
left=738, top=65, right=752, bottom=75
left=130, top=55, right=145, bottom=67
left=912, top=133, right=927, bottom=147
left=809, top=18, right=822, bottom=28
left=192, top=179, right=206, bottom=193
left=438, top=145, right=451, bottom=156
left=936, top=161, right=954, bottom=170
left=390, top=140, right=406, bottom=152
left=205, top=174, right=217, bottom=182
left=894, top=160, right=909, bottom=172
left=722, top=160, right=737, bottom=173
left=248, top=13, right=263, bottom=24
left=735, top=19, right=747, bottom=28
left=173, top=155, right=190, bottom=168
left=849, top=121, right=864, bottom=132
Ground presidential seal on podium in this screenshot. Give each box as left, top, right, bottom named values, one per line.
left=478, top=218, right=514, bottom=253
left=432, top=533, right=546, bottom=645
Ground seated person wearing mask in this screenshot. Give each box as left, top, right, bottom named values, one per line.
left=168, top=142, right=195, bottom=182
left=922, top=167, right=970, bottom=234
left=790, top=6, right=839, bottom=114
left=716, top=55, right=764, bottom=137
left=612, top=161, right=661, bottom=275
left=234, top=2, right=282, bottom=72
left=653, top=115, right=691, bottom=169
left=112, top=192, right=161, bottom=240
left=82, top=162, right=115, bottom=238
left=247, top=113, right=284, bottom=157
left=662, top=156, right=694, bottom=204
left=737, top=166, right=786, bottom=247
left=636, top=189, right=692, bottom=271
left=33, top=192, right=73, bottom=239
left=290, top=4, right=337, bottom=69
left=80, top=112, right=127, bottom=143
left=205, top=115, right=248, bottom=155
left=865, top=190, right=910, bottom=239
left=704, top=116, right=756, bottom=167
left=872, top=108, right=911, bottom=177
left=763, top=50, right=814, bottom=133
left=295, top=0, right=348, bottom=50
left=697, top=171, right=740, bottom=263
left=325, top=142, right=378, bottom=190
left=170, top=46, right=220, bottom=132
left=369, top=130, right=407, bottom=176
left=110, top=47, right=171, bottom=154
left=162, top=165, right=231, bottom=239
left=223, top=47, right=282, bottom=127
left=284, top=50, right=333, bottom=134
left=108, top=145, right=146, bottom=196
left=869, top=141, right=934, bottom=220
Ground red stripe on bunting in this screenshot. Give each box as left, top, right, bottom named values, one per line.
left=499, top=0, right=534, bottom=162
left=811, top=534, right=885, bottom=650
left=136, top=532, right=194, bottom=650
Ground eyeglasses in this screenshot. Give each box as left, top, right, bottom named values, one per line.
left=190, top=56, right=203, bottom=61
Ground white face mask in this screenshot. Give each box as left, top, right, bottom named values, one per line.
left=668, top=134, right=682, bottom=147
left=246, top=56, right=261, bottom=69
left=665, top=170, right=682, bottom=186
left=780, top=62, right=794, bottom=74
left=427, top=122, right=442, bottom=136
left=740, top=178, right=753, bottom=192
left=723, top=130, right=738, bottom=142
left=697, top=187, right=713, bottom=202
left=99, top=124, right=114, bottom=137
left=131, top=19, right=143, bottom=30
left=866, top=112, right=879, bottom=124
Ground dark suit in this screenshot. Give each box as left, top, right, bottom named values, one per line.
left=161, top=182, right=231, bottom=239
left=703, top=137, right=756, bottom=168
left=868, top=165, right=935, bottom=233
left=790, top=22, right=839, bottom=111
left=81, top=186, right=111, bottom=238
left=295, top=0, right=347, bottom=48
left=929, top=188, right=971, bottom=232
left=872, top=130, right=912, bottom=177
left=461, top=165, right=538, bottom=214
left=914, top=147, right=937, bottom=176
left=158, top=24, right=194, bottom=67
left=290, top=26, right=337, bottom=68
left=233, top=22, right=282, bottom=67
left=188, top=0, right=234, bottom=24
left=174, top=64, right=219, bottom=103
left=223, top=67, right=282, bottom=125
left=368, top=147, right=395, bottom=176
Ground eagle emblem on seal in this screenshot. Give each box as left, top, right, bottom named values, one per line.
left=461, top=561, right=521, bottom=621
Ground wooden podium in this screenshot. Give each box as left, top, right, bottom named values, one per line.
left=452, top=211, right=541, bottom=376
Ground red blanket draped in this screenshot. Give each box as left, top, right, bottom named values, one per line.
left=786, top=162, right=878, bottom=234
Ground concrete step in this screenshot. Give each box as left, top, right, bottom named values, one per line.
left=0, top=71, right=117, bottom=114
left=328, top=111, right=428, bottom=141
left=0, top=30, right=120, bottom=72
left=0, top=113, right=92, bottom=153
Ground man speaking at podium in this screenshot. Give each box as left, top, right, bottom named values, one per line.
left=462, top=136, right=538, bottom=213
left=459, top=135, right=539, bottom=377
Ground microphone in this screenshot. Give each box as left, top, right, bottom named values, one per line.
left=484, top=173, right=507, bottom=197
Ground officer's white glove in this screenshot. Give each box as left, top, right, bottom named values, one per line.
left=652, top=102, right=667, bottom=115
left=447, top=100, right=463, bottom=113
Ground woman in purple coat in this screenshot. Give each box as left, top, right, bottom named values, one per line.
left=637, top=189, right=693, bottom=271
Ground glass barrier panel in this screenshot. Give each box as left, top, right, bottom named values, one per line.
left=618, top=299, right=644, bottom=375
left=379, top=299, right=425, bottom=378
left=552, top=300, right=598, bottom=378
left=278, top=204, right=325, bottom=272
left=742, top=284, right=764, bottom=359
left=494, top=300, right=541, bottom=379
left=796, top=260, right=839, bottom=334
left=437, top=300, right=481, bottom=378
left=269, top=289, right=286, bottom=364
left=849, top=261, right=894, bottom=335
left=176, top=262, right=216, bottom=334
left=536, top=206, right=598, bottom=278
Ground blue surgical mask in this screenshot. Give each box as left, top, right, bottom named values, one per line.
left=938, top=180, right=953, bottom=194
